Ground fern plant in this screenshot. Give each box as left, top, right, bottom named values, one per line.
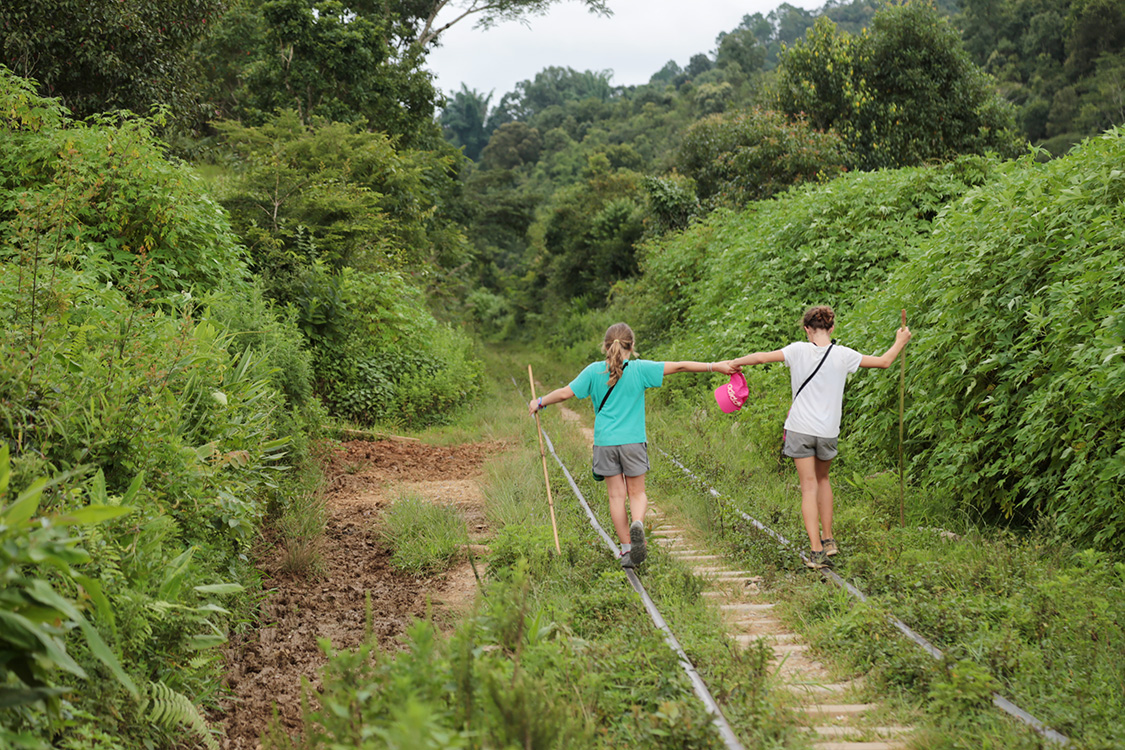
left=146, top=681, right=219, bottom=750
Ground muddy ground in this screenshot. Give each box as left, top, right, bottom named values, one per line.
left=216, top=438, right=505, bottom=749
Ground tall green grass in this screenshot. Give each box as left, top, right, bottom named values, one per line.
left=381, top=494, right=467, bottom=575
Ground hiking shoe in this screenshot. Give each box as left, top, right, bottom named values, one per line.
left=618, top=550, right=635, bottom=568
left=821, top=538, right=839, bottom=557
left=629, top=520, right=647, bottom=564
left=805, top=550, right=831, bottom=569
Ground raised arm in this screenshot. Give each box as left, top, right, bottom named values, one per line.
left=860, top=326, right=912, bottom=369
left=529, top=385, right=575, bottom=415
left=663, top=360, right=739, bottom=375
left=728, top=350, right=786, bottom=369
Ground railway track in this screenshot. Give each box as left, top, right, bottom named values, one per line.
left=517, top=376, right=1069, bottom=748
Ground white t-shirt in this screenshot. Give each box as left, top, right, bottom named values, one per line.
left=781, top=342, right=863, bottom=438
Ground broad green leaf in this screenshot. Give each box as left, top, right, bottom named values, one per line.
left=159, top=547, right=196, bottom=600
left=2, top=477, right=46, bottom=525
left=75, top=575, right=115, bottom=636
left=54, top=505, right=134, bottom=527
left=187, top=634, right=227, bottom=649
left=120, top=471, right=145, bottom=505
left=0, top=685, right=71, bottom=709
left=76, top=616, right=138, bottom=698
left=0, top=611, right=86, bottom=679
left=192, top=583, right=243, bottom=596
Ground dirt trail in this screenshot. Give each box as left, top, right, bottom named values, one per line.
left=217, top=439, right=504, bottom=749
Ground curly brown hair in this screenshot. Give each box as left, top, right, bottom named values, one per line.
left=802, top=305, right=835, bottom=331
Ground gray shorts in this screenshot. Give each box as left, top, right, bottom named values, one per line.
left=783, top=430, right=838, bottom=461
left=592, top=443, right=650, bottom=478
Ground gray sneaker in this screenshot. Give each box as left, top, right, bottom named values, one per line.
left=629, top=520, right=647, bottom=564
left=821, top=538, right=839, bottom=556
left=618, top=550, right=635, bottom=568
left=805, top=549, right=831, bottom=569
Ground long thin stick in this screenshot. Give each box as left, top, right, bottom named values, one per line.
left=529, top=365, right=562, bottom=554
left=899, top=309, right=907, bottom=529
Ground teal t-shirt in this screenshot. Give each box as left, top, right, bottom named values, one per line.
left=568, top=359, right=665, bottom=446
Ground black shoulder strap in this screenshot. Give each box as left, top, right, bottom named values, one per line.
left=793, top=343, right=834, bottom=402
left=596, top=361, right=628, bottom=415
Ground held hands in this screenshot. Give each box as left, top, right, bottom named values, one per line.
left=711, top=360, right=740, bottom=375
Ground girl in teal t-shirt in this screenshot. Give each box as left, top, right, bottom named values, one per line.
left=529, top=322, right=737, bottom=568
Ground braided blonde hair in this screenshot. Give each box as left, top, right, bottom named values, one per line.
left=602, top=323, right=634, bottom=386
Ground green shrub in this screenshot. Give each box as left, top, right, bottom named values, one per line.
left=0, top=68, right=247, bottom=295
left=381, top=494, right=466, bottom=575
left=0, top=69, right=306, bottom=747
left=314, top=269, right=484, bottom=428
left=845, top=130, right=1125, bottom=542
left=774, top=7, right=1022, bottom=171
left=678, top=107, right=849, bottom=206
left=636, top=154, right=997, bottom=365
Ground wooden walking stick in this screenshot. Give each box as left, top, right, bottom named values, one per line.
left=528, top=365, right=562, bottom=554
left=899, top=309, right=907, bottom=529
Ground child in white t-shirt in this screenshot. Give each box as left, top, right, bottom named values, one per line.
left=721, top=306, right=911, bottom=569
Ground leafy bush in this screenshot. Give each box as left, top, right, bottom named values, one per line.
left=381, top=494, right=466, bottom=575
left=774, top=6, right=1023, bottom=171
left=0, top=67, right=247, bottom=295
left=0, top=70, right=309, bottom=747
left=678, top=107, right=849, bottom=206
left=312, top=269, right=484, bottom=428
left=0, top=451, right=137, bottom=742
left=845, top=130, right=1125, bottom=542
left=636, top=154, right=997, bottom=362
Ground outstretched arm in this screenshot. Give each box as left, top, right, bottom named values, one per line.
left=860, top=326, right=912, bottom=369
left=663, top=360, right=739, bottom=375
left=727, top=350, right=786, bottom=370
left=529, top=385, right=575, bottom=415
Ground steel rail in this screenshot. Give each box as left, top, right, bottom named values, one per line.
left=658, top=447, right=1071, bottom=746
left=512, top=378, right=746, bottom=750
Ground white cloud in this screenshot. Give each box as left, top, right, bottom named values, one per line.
left=425, top=0, right=822, bottom=100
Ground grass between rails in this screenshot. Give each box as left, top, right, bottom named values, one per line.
left=644, top=395, right=1125, bottom=750
left=265, top=346, right=811, bottom=749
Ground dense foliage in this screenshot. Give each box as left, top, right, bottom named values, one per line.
left=632, top=155, right=997, bottom=360
left=0, top=0, right=222, bottom=124
left=0, top=73, right=310, bottom=747
left=210, top=112, right=483, bottom=426
left=960, top=0, right=1125, bottom=154
left=845, top=130, right=1125, bottom=542
left=0, top=63, right=479, bottom=747
left=774, top=6, right=1023, bottom=170
left=678, top=107, right=848, bottom=205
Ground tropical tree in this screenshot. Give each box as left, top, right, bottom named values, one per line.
left=776, top=4, right=1023, bottom=170
left=441, top=85, right=492, bottom=160
left=197, top=0, right=440, bottom=144
left=0, top=0, right=222, bottom=122
left=678, top=107, right=849, bottom=205
left=407, top=0, right=611, bottom=46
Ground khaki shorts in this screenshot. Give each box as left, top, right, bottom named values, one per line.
left=592, top=443, right=650, bottom=479
left=783, top=430, right=838, bottom=461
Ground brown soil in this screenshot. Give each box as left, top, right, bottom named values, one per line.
left=216, top=438, right=505, bottom=750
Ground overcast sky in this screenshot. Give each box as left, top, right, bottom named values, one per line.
left=425, top=0, right=824, bottom=103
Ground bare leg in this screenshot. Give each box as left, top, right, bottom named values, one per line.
left=815, top=458, right=834, bottom=541
left=625, top=473, right=648, bottom=528
left=793, top=457, right=823, bottom=551
left=605, top=473, right=630, bottom=544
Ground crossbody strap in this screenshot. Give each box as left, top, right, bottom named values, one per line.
left=595, top=361, right=629, bottom=415
left=793, top=343, right=834, bottom=402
